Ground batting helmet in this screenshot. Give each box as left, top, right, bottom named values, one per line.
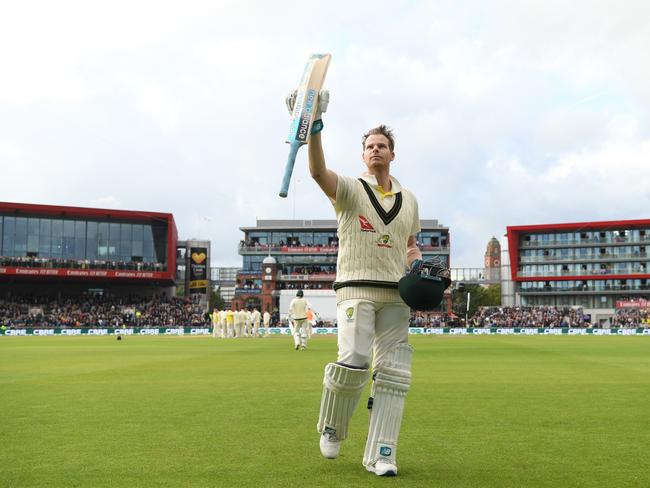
left=398, top=258, right=451, bottom=311
left=296, top=289, right=304, bottom=297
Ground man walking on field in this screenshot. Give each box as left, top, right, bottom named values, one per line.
left=288, top=89, right=422, bottom=476
left=288, top=289, right=311, bottom=350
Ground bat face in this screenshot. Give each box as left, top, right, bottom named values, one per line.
left=289, top=87, right=317, bottom=144
left=280, top=53, right=332, bottom=198
left=287, top=54, right=332, bottom=145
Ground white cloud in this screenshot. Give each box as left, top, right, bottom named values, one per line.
left=0, top=139, right=21, bottom=160
left=2, top=1, right=650, bottom=267
left=91, top=196, right=122, bottom=208
left=134, top=81, right=180, bottom=134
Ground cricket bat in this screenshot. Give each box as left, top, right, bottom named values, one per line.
left=279, top=53, right=332, bottom=198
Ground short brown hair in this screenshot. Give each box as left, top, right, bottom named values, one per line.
left=362, top=125, right=395, bottom=152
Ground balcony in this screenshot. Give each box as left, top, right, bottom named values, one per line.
left=239, top=243, right=339, bottom=254
left=239, top=243, right=450, bottom=254
left=519, top=252, right=648, bottom=264
left=279, top=273, right=336, bottom=282
left=517, top=268, right=648, bottom=278
left=419, top=245, right=450, bottom=252
left=520, top=286, right=650, bottom=295
left=234, top=287, right=261, bottom=295
left=520, top=235, right=650, bottom=249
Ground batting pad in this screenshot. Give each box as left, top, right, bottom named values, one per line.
left=363, top=343, right=413, bottom=468
left=317, top=363, right=370, bottom=441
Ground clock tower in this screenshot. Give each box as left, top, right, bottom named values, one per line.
left=261, top=255, right=278, bottom=313
left=484, top=236, right=501, bottom=282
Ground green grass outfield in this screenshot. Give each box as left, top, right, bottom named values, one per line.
left=1, top=335, right=649, bottom=488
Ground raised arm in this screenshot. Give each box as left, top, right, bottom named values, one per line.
left=308, top=132, right=338, bottom=200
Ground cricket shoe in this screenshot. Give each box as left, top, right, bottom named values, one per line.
left=319, top=429, right=341, bottom=459
left=366, top=459, right=397, bottom=477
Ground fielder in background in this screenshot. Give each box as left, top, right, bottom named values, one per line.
left=263, top=310, right=271, bottom=336
left=211, top=308, right=220, bottom=338
left=287, top=289, right=311, bottom=350
left=305, top=308, right=315, bottom=338
left=219, top=309, right=227, bottom=338
left=245, top=309, right=253, bottom=337
left=235, top=309, right=246, bottom=338
left=225, top=309, right=235, bottom=338
left=287, top=88, right=430, bottom=477
left=251, top=308, right=262, bottom=337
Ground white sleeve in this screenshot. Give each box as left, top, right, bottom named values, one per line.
left=334, top=174, right=356, bottom=212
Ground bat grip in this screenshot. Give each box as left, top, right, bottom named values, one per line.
left=279, top=141, right=302, bottom=198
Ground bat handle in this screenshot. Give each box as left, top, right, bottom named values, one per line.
left=279, top=140, right=302, bottom=198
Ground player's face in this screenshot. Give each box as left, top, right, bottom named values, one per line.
left=363, top=134, right=395, bottom=172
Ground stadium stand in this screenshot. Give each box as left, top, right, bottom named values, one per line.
left=470, top=306, right=592, bottom=328
left=0, top=293, right=206, bottom=328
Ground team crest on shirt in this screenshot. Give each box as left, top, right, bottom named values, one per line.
left=358, top=215, right=376, bottom=233
left=377, top=234, right=393, bottom=248
left=345, top=307, right=354, bottom=322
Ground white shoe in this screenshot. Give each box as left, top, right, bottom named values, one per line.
left=366, top=459, right=397, bottom=477
left=319, top=430, right=341, bottom=459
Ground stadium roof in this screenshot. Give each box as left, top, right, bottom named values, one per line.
left=0, top=201, right=174, bottom=223
left=241, top=218, right=446, bottom=231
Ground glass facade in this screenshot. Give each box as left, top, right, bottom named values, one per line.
left=521, top=279, right=649, bottom=293
left=512, top=224, right=650, bottom=310
left=517, top=230, right=650, bottom=278
left=245, top=231, right=339, bottom=247
left=0, top=215, right=168, bottom=266
left=417, top=230, right=448, bottom=248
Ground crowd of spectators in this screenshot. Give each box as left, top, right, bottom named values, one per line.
left=0, top=293, right=206, bottom=328
left=611, top=308, right=650, bottom=327
left=0, top=256, right=165, bottom=272
left=409, top=312, right=455, bottom=328
left=279, top=282, right=324, bottom=290
left=239, top=239, right=339, bottom=250
left=4, top=293, right=649, bottom=329
left=289, top=265, right=335, bottom=275
left=470, top=306, right=591, bottom=328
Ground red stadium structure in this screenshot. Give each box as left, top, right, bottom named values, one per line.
left=505, top=219, right=650, bottom=322
left=1, top=202, right=177, bottom=296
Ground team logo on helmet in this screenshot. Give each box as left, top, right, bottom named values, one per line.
left=345, top=307, right=354, bottom=321
left=377, top=234, right=393, bottom=248
left=358, top=215, right=376, bottom=232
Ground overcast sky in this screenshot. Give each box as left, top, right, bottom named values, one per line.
left=1, top=1, right=649, bottom=268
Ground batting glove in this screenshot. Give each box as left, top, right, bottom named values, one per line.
left=409, top=259, right=423, bottom=273
left=285, top=89, right=330, bottom=134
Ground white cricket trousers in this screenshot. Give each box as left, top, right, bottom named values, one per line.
left=336, top=299, right=410, bottom=369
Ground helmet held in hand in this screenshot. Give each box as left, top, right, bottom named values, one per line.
left=398, top=258, right=452, bottom=311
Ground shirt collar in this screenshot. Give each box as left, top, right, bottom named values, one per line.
left=359, top=173, right=403, bottom=199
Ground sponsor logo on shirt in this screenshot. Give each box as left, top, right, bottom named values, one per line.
left=358, top=215, right=376, bottom=232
